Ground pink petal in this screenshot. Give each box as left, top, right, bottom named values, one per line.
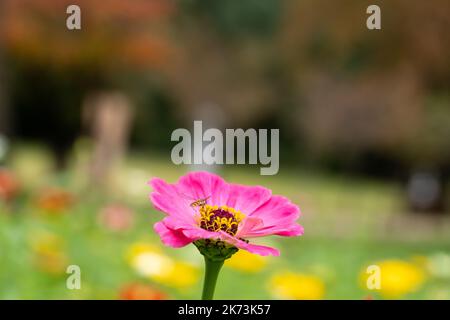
left=150, top=192, right=195, bottom=224
left=237, top=242, right=280, bottom=256
left=218, top=231, right=280, bottom=256
left=274, top=224, right=304, bottom=236
left=149, top=178, right=194, bottom=222
left=154, top=221, right=193, bottom=248
left=225, top=184, right=272, bottom=214
left=242, top=223, right=304, bottom=238
left=249, top=195, right=300, bottom=226
left=238, top=195, right=302, bottom=238
left=160, top=217, right=222, bottom=242
left=182, top=227, right=221, bottom=240
left=150, top=178, right=179, bottom=198
left=177, top=171, right=229, bottom=207
left=159, top=216, right=197, bottom=231
left=236, top=216, right=264, bottom=237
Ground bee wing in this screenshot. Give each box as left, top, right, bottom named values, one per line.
left=177, top=192, right=212, bottom=207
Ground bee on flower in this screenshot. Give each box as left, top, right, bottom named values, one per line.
left=149, top=171, right=303, bottom=257
left=148, top=171, right=303, bottom=299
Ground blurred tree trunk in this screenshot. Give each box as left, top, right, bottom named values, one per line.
left=83, top=92, right=134, bottom=189
left=0, top=1, right=10, bottom=136
left=189, top=102, right=227, bottom=174
left=0, top=63, right=9, bottom=135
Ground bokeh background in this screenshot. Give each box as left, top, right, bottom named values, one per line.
left=0, top=0, right=449, bottom=299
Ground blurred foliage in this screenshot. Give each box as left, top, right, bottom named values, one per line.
left=2, top=0, right=174, bottom=72
left=0, top=0, right=449, bottom=175
left=1, top=0, right=176, bottom=166
left=187, top=0, right=281, bottom=37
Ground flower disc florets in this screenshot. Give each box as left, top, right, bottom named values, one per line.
left=198, top=205, right=244, bottom=236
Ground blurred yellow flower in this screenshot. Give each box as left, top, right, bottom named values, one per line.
left=164, top=262, right=199, bottom=288
left=225, top=250, right=267, bottom=273
left=360, top=259, right=426, bottom=298
left=127, top=243, right=173, bottom=278
left=126, top=242, right=198, bottom=289
left=31, top=232, right=68, bottom=275
left=269, top=271, right=325, bottom=300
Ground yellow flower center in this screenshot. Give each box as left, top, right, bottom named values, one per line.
left=197, top=204, right=244, bottom=236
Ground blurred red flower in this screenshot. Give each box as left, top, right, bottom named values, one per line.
left=0, top=169, right=20, bottom=202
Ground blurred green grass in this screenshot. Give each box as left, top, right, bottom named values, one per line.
left=0, top=145, right=449, bottom=299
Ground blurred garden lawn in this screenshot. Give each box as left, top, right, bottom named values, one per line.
left=1, top=145, right=449, bottom=299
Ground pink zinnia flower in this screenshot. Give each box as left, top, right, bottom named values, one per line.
left=149, top=171, right=303, bottom=256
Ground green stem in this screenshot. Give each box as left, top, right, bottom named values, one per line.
left=201, top=257, right=224, bottom=300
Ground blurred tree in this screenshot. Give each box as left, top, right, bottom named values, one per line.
left=167, top=0, right=281, bottom=128
left=278, top=0, right=450, bottom=212
left=1, top=0, right=175, bottom=180
left=0, top=54, right=9, bottom=136
left=190, top=0, right=280, bottom=37
left=0, top=0, right=10, bottom=136
left=1, top=0, right=448, bottom=210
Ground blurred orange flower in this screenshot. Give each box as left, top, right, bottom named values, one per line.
left=35, top=188, right=75, bottom=213
left=98, top=204, right=135, bottom=232
left=119, top=283, right=169, bottom=300
left=0, top=169, right=20, bottom=202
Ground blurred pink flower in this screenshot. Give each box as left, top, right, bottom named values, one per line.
left=98, top=204, right=135, bottom=232
left=149, top=171, right=303, bottom=256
